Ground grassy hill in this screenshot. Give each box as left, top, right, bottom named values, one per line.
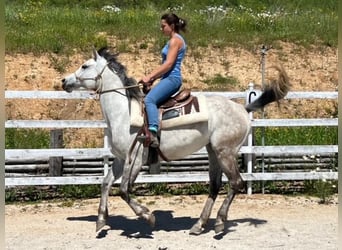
left=5, top=0, right=337, bottom=54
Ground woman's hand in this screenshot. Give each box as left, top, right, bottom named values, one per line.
left=139, top=76, right=155, bottom=94
left=140, top=76, right=153, bottom=84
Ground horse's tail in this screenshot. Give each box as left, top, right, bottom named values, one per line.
left=245, top=65, right=291, bottom=113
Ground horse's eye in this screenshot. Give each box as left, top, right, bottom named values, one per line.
left=82, top=65, right=88, bottom=69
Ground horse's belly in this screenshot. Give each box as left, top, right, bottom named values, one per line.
left=159, top=126, right=209, bottom=160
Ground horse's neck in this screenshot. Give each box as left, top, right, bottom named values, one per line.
left=100, top=70, right=132, bottom=159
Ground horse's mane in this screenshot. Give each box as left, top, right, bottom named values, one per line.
left=97, top=47, right=142, bottom=100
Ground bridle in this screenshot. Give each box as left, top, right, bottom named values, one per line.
left=74, top=63, right=141, bottom=97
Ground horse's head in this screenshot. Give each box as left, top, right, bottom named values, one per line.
left=62, top=47, right=142, bottom=100
left=62, top=48, right=107, bottom=93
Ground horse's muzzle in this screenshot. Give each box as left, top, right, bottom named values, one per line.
left=61, top=78, right=72, bottom=93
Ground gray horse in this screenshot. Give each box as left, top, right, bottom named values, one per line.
left=62, top=47, right=290, bottom=235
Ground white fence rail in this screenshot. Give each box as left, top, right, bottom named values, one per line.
left=5, top=118, right=338, bottom=129
left=5, top=90, right=338, bottom=189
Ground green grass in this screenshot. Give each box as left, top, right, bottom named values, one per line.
left=251, top=179, right=337, bottom=204
left=254, top=127, right=337, bottom=146
left=5, top=0, right=337, bottom=54
left=303, top=179, right=338, bottom=204
left=138, top=183, right=210, bottom=196
left=5, top=127, right=337, bottom=150
left=203, top=74, right=239, bottom=90
left=5, top=185, right=102, bottom=203
left=5, top=128, right=50, bottom=149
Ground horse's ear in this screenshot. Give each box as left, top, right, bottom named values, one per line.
left=93, top=47, right=100, bottom=61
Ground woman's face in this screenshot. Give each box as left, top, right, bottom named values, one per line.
left=160, top=19, right=173, bottom=36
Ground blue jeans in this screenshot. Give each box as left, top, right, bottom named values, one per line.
left=144, top=76, right=182, bottom=131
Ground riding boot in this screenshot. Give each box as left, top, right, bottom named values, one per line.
left=150, top=131, right=159, bottom=148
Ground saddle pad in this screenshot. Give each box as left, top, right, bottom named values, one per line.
left=130, top=94, right=208, bottom=129
left=130, top=99, right=144, bottom=127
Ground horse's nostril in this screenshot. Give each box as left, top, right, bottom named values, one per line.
left=61, top=79, right=66, bottom=90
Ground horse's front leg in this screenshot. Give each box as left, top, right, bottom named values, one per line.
left=96, top=158, right=124, bottom=232
left=96, top=168, right=113, bottom=232
left=119, top=145, right=155, bottom=227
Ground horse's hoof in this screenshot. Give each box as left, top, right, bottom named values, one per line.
left=214, top=222, right=225, bottom=234
left=147, top=213, right=156, bottom=228
left=189, top=223, right=203, bottom=235
left=96, top=219, right=106, bottom=232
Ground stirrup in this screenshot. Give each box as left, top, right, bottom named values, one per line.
left=149, top=132, right=159, bottom=148
left=137, top=134, right=147, bottom=143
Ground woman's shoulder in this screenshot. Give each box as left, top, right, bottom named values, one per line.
left=174, top=33, right=185, bottom=41
left=170, top=34, right=185, bottom=47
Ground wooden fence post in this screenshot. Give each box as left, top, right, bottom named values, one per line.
left=49, top=129, right=63, bottom=176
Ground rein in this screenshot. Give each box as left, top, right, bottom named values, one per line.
left=99, top=84, right=141, bottom=97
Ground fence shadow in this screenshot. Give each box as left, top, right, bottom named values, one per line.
left=67, top=210, right=267, bottom=239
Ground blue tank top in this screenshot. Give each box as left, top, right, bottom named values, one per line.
left=161, top=34, right=186, bottom=79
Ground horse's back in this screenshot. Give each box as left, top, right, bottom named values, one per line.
left=160, top=95, right=250, bottom=159
left=205, top=94, right=249, bottom=125
left=205, top=95, right=250, bottom=149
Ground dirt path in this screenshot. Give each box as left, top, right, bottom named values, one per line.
left=5, top=194, right=337, bottom=250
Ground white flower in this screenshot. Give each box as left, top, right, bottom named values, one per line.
left=102, top=5, right=121, bottom=13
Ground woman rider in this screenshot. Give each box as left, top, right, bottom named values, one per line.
left=140, top=13, right=187, bottom=147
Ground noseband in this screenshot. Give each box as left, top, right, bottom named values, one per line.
left=74, top=63, right=109, bottom=94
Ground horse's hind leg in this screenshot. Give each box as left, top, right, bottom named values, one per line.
left=215, top=152, right=244, bottom=234
left=96, top=158, right=124, bottom=232
left=190, top=143, right=222, bottom=235
left=119, top=145, right=155, bottom=227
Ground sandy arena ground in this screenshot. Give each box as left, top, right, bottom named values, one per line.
left=5, top=194, right=338, bottom=250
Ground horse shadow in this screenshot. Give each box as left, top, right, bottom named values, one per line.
left=67, top=210, right=267, bottom=239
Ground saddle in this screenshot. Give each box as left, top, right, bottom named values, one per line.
left=160, top=88, right=192, bottom=108
left=159, top=89, right=199, bottom=119
left=129, top=83, right=199, bottom=164
left=139, top=88, right=199, bottom=146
